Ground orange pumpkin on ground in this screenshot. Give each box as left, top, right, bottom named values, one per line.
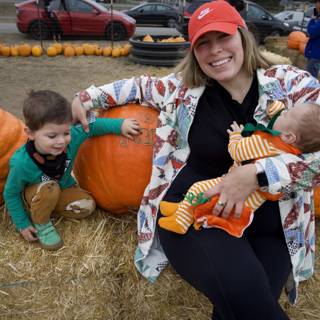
left=111, top=47, right=121, bottom=58
left=287, top=31, right=307, bottom=50
left=53, top=42, right=63, bottom=54
left=73, top=104, right=159, bottom=213
left=0, top=108, right=27, bottom=204
left=32, top=45, right=43, bottom=57
left=75, top=46, right=84, bottom=56
left=102, top=46, right=112, bottom=56
left=10, top=46, right=19, bottom=57
left=64, top=46, right=75, bottom=57
left=1, top=46, right=11, bottom=57
left=18, top=44, right=32, bottom=57
left=47, top=46, right=57, bottom=57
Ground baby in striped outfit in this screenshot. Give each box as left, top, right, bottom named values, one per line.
left=158, top=101, right=320, bottom=236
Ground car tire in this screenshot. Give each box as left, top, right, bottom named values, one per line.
left=167, top=18, right=176, bottom=28
left=129, top=35, right=189, bottom=66
left=28, top=20, right=50, bottom=40
left=105, top=22, right=127, bottom=41
left=129, top=55, right=182, bottom=67
left=129, top=36, right=190, bottom=50
left=131, top=47, right=186, bottom=59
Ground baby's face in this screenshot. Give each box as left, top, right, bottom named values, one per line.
left=273, top=103, right=308, bottom=133
left=28, top=122, right=71, bottom=156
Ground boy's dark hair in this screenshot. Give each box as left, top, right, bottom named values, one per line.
left=296, top=103, right=320, bottom=153
left=23, top=90, right=72, bottom=131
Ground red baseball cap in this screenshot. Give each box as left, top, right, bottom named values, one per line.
left=188, top=0, right=246, bottom=47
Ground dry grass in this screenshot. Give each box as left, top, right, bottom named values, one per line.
left=0, top=207, right=319, bottom=320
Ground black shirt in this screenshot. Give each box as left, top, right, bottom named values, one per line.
left=164, top=76, right=259, bottom=202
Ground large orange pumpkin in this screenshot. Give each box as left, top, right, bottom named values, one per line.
left=313, top=187, right=320, bottom=218
left=287, top=31, right=307, bottom=50
left=0, top=108, right=27, bottom=204
left=73, top=104, right=159, bottom=213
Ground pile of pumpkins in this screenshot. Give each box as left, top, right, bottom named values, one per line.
left=142, top=35, right=186, bottom=43
left=0, top=42, right=132, bottom=58
left=287, top=31, right=308, bottom=55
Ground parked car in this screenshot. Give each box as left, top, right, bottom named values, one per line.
left=123, top=3, right=178, bottom=27
left=15, top=0, right=136, bottom=40
left=176, top=0, right=293, bottom=43
left=274, top=10, right=311, bottom=31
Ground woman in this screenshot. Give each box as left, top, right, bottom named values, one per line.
left=72, top=1, right=319, bottom=319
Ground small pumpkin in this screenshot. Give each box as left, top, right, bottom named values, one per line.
left=73, top=104, right=159, bottom=213
left=53, top=42, right=63, bottom=54
left=1, top=46, right=11, bottom=57
left=0, top=108, right=27, bottom=204
left=63, top=46, right=75, bottom=57
left=18, top=43, right=32, bottom=57
left=83, top=44, right=95, bottom=55
left=287, top=31, right=307, bottom=50
left=102, top=46, right=112, bottom=56
left=31, top=45, right=43, bottom=57
left=47, top=46, right=57, bottom=57
left=75, top=46, right=84, bottom=56
left=111, top=47, right=121, bottom=58
left=121, top=46, right=130, bottom=56
left=95, top=47, right=102, bottom=56
left=10, top=46, right=19, bottom=57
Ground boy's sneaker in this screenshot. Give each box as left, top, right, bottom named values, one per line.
left=34, top=221, right=63, bottom=250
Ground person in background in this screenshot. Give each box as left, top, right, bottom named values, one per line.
left=71, top=1, right=320, bottom=319
left=4, top=90, right=141, bottom=250
left=305, top=0, right=320, bottom=78
left=44, top=0, right=66, bottom=41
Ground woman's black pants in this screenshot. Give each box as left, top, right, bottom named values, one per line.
left=157, top=200, right=292, bottom=320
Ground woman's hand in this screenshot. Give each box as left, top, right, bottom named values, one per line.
left=227, top=121, right=244, bottom=135
left=20, top=226, right=38, bottom=242
left=204, top=164, right=259, bottom=218
left=71, top=95, right=89, bottom=133
left=121, top=118, right=142, bottom=140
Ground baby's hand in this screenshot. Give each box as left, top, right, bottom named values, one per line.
left=227, top=121, right=244, bottom=135
left=20, top=226, right=38, bottom=242
left=121, top=118, right=142, bottom=140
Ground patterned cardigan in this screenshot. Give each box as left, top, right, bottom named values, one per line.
left=79, top=65, right=320, bottom=304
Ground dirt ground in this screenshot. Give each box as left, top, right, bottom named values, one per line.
left=0, top=36, right=171, bottom=118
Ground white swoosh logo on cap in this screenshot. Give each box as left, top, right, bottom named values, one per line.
left=198, top=8, right=213, bottom=19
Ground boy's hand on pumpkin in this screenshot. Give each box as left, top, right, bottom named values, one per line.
left=20, top=226, right=38, bottom=242
left=121, top=118, right=142, bottom=140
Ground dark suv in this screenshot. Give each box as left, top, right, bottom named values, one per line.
left=177, top=0, right=293, bottom=43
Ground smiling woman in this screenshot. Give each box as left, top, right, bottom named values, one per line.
left=70, top=1, right=320, bottom=319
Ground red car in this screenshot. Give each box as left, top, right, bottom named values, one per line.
left=15, top=0, right=136, bottom=40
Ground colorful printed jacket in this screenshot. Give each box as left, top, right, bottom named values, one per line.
left=79, top=65, right=320, bottom=304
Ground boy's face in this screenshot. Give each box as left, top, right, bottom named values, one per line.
left=272, top=104, right=308, bottom=134
left=27, top=122, right=71, bottom=156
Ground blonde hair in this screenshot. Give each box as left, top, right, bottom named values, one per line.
left=174, top=28, right=271, bottom=88
left=296, top=103, right=320, bottom=153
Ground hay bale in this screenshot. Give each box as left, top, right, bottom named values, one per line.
left=0, top=207, right=319, bottom=319
left=259, top=49, right=293, bottom=66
